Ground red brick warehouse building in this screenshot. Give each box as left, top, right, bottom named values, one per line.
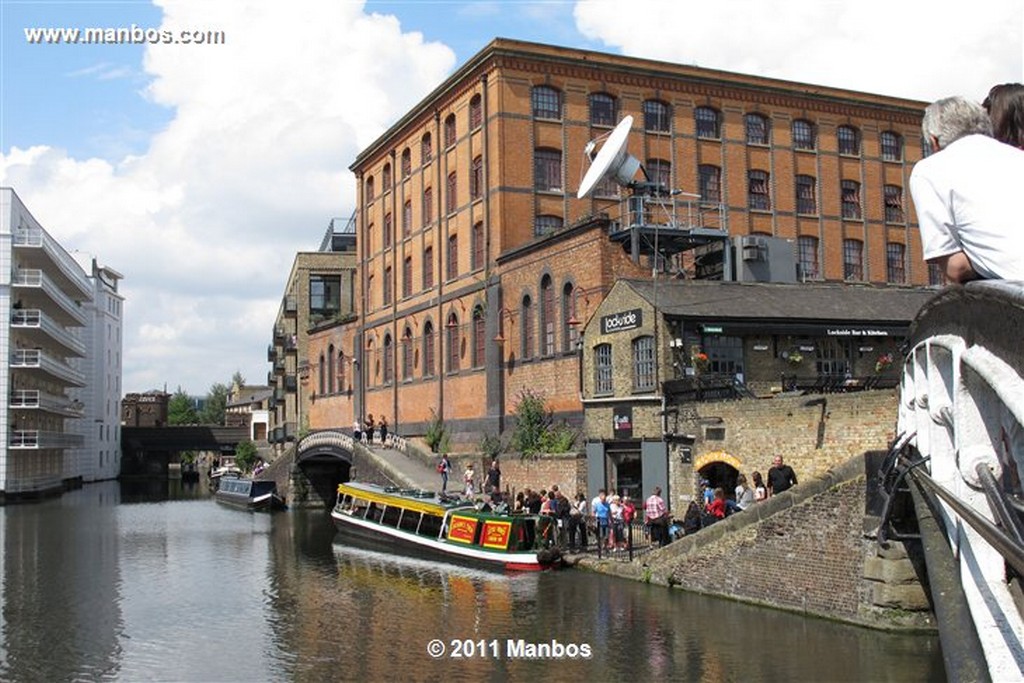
left=341, top=38, right=928, bottom=446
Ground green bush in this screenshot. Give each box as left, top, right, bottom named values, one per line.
left=424, top=409, right=448, bottom=453
left=480, top=433, right=504, bottom=459
left=234, top=440, right=259, bottom=473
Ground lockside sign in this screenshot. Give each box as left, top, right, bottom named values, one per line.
left=601, top=308, right=642, bottom=335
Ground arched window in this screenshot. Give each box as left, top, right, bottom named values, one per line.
left=841, top=180, right=861, bottom=219
left=366, top=338, right=377, bottom=386
left=446, top=312, right=460, bottom=372
left=402, top=200, right=412, bottom=238
left=590, top=92, right=617, bottom=127
left=540, top=275, right=555, bottom=356
left=594, top=343, right=613, bottom=394
left=471, top=221, right=484, bottom=271
left=472, top=306, right=485, bottom=368
left=745, top=113, right=770, bottom=145
left=532, top=86, right=562, bottom=119
left=698, top=164, right=721, bottom=203
left=365, top=176, right=375, bottom=202
left=748, top=170, right=771, bottom=211
left=444, top=113, right=457, bottom=148
left=401, top=327, right=413, bottom=380
left=521, top=295, right=534, bottom=359
left=562, top=282, right=578, bottom=352
left=383, top=334, right=393, bottom=385
left=795, top=175, right=817, bottom=215
left=797, top=235, right=819, bottom=280
left=646, top=158, right=671, bottom=190
left=328, top=343, right=336, bottom=394
left=421, top=132, right=432, bottom=164
left=381, top=163, right=391, bottom=191
left=843, top=239, right=864, bottom=280
left=337, top=350, right=346, bottom=393
left=632, top=336, right=655, bottom=391
left=318, top=352, right=326, bottom=396
left=423, top=321, right=435, bottom=377
left=695, top=107, right=720, bottom=139
left=534, top=148, right=562, bottom=192
left=469, top=94, right=482, bottom=129
left=838, top=125, right=860, bottom=155
left=470, top=155, right=483, bottom=200
left=534, top=214, right=563, bottom=237
left=447, top=233, right=458, bottom=280
left=792, top=119, right=816, bottom=150
left=884, top=185, right=904, bottom=223
left=643, top=99, right=670, bottom=132
left=881, top=131, right=903, bottom=161
left=400, top=148, right=411, bottom=177
left=422, top=187, right=433, bottom=226
left=446, top=171, right=457, bottom=214
left=886, top=242, right=907, bottom=283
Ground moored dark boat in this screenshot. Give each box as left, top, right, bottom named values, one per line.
left=331, top=482, right=560, bottom=571
left=215, top=477, right=286, bottom=511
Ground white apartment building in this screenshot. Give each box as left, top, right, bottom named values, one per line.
left=0, top=188, right=123, bottom=500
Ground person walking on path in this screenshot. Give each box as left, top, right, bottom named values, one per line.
left=767, top=456, right=798, bottom=496
left=438, top=454, right=452, bottom=493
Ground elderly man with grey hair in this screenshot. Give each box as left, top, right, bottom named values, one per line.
left=909, top=96, right=1024, bottom=284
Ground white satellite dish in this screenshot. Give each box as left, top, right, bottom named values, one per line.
left=577, top=115, right=641, bottom=199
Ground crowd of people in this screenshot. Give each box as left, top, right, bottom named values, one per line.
left=910, top=83, right=1024, bottom=284
left=437, top=454, right=801, bottom=553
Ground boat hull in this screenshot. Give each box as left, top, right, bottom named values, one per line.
left=331, top=508, right=555, bottom=571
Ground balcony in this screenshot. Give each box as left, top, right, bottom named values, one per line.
left=10, top=429, right=85, bottom=449
left=12, top=309, right=87, bottom=357
left=273, top=387, right=285, bottom=402
left=284, top=295, right=297, bottom=316
left=284, top=374, right=297, bottom=392
left=11, top=349, right=86, bottom=387
left=10, top=389, right=85, bottom=417
left=284, top=334, right=298, bottom=354
left=273, top=326, right=285, bottom=342
left=268, top=344, right=277, bottom=362
left=12, top=269, right=89, bottom=326
left=12, top=227, right=93, bottom=300
left=274, top=358, right=285, bottom=375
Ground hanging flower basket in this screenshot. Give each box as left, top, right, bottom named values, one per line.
left=691, top=350, right=709, bottom=372
left=875, top=353, right=894, bottom=373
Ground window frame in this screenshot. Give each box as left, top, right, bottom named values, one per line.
left=843, top=238, right=864, bottom=281
left=632, top=335, right=656, bottom=391
left=698, top=164, right=721, bottom=203
left=745, top=113, right=770, bottom=145
left=747, top=169, right=771, bottom=211
left=792, top=119, right=816, bottom=151
left=532, top=86, right=562, bottom=120
left=695, top=106, right=721, bottom=139
left=797, top=235, right=819, bottom=280
left=795, top=174, right=817, bottom=215
left=884, top=184, right=904, bottom=223
left=590, top=92, right=617, bottom=127
left=886, top=242, right=907, bottom=283
left=837, top=125, right=861, bottom=156
left=533, top=147, right=562, bottom=193
left=444, top=113, right=457, bottom=148
left=881, top=131, right=903, bottom=162
left=643, top=99, right=671, bottom=133
left=469, top=94, right=482, bottom=130
left=841, top=180, right=862, bottom=220
left=594, top=343, right=613, bottom=394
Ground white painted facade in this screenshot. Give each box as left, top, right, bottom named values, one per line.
left=0, top=188, right=122, bottom=498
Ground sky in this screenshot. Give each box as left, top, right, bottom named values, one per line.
left=1, top=0, right=1021, bottom=396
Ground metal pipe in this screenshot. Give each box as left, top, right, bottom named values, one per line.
left=907, top=476, right=991, bottom=683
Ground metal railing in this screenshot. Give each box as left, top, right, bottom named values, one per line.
left=881, top=281, right=1024, bottom=681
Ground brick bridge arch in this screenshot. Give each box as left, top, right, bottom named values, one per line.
left=295, top=430, right=355, bottom=508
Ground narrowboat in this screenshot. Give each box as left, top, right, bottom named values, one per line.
left=331, top=482, right=560, bottom=571
left=214, top=476, right=287, bottom=511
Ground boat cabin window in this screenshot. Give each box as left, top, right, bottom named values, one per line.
left=365, top=502, right=384, bottom=523
left=381, top=505, right=402, bottom=528
left=398, top=510, right=422, bottom=533
left=418, top=514, right=443, bottom=539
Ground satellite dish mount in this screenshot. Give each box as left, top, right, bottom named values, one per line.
left=577, top=115, right=643, bottom=199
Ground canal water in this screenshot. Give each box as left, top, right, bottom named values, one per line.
left=0, top=480, right=944, bottom=682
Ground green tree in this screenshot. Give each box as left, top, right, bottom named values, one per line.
left=231, top=370, right=246, bottom=388
left=510, top=389, right=551, bottom=455
left=234, top=440, right=259, bottom=473
left=200, top=382, right=229, bottom=425
left=167, top=388, right=198, bottom=425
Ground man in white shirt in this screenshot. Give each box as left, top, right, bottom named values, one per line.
left=909, top=96, right=1024, bottom=284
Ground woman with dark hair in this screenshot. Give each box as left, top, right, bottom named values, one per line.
left=983, top=83, right=1024, bottom=149
left=752, top=471, right=767, bottom=502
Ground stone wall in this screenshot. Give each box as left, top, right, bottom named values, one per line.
left=579, top=456, right=934, bottom=632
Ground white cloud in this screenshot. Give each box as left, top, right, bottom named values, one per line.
left=574, top=0, right=1023, bottom=103
left=1, top=0, right=455, bottom=394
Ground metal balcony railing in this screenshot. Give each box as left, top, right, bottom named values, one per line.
left=10, top=429, right=85, bottom=449
left=10, top=389, right=85, bottom=417
left=12, top=309, right=87, bottom=357
left=12, top=268, right=88, bottom=326
left=11, top=349, right=86, bottom=387
left=12, top=227, right=93, bottom=299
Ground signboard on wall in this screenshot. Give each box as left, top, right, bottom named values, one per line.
left=601, top=308, right=642, bottom=335
left=613, top=405, right=633, bottom=438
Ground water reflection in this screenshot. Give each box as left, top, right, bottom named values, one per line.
left=0, top=485, right=943, bottom=682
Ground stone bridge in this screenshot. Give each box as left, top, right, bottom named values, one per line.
left=120, top=426, right=250, bottom=476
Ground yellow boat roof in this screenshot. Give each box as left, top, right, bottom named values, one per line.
left=337, top=482, right=467, bottom=516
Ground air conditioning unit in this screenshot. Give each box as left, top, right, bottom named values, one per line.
left=740, top=236, right=767, bottom=262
